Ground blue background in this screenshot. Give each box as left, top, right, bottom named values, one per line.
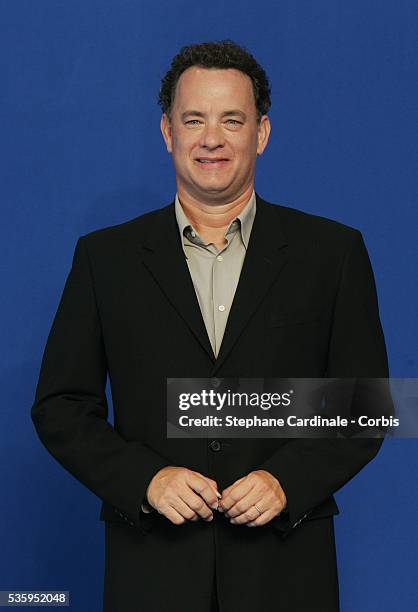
left=1, top=1, right=417, bottom=610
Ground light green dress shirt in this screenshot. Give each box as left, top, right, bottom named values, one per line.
left=174, top=190, right=257, bottom=358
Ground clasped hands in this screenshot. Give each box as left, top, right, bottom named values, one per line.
left=145, top=466, right=287, bottom=527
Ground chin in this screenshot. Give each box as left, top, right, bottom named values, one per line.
left=195, top=184, right=232, bottom=196
left=195, top=177, right=234, bottom=191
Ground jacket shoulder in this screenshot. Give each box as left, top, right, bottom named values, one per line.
left=263, top=198, right=360, bottom=235
left=259, top=197, right=363, bottom=252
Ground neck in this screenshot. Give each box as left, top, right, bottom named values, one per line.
left=177, top=184, right=254, bottom=235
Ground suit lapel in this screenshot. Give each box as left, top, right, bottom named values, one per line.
left=139, top=203, right=216, bottom=361
left=138, top=193, right=289, bottom=371
left=212, top=194, right=288, bottom=373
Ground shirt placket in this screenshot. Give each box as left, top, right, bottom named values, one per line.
left=211, top=226, right=238, bottom=356
left=212, top=249, right=226, bottom=357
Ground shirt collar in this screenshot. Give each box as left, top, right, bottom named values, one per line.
left=174, top=190, right=256, bottom=254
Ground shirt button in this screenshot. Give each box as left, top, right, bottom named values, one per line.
left=210, top=440, right=221, bottom=452
left=217, top=255, right=223, bottom=261
left=218, top=305, right=225, bottom=312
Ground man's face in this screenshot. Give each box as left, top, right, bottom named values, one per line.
left=160, top=66, right=270, bottom=203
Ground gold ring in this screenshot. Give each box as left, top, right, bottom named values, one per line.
left=254, top=504, right=262, bottom=515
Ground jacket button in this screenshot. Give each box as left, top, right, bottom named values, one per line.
left=211, top=378, right=221, bottom=388
left=210, top=439, right=221, bottom=452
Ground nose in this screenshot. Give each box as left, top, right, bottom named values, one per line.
left=198, top=122, right=225, bottom=150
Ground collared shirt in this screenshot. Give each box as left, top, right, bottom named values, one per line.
left=174, top=190, right=256, bottom=358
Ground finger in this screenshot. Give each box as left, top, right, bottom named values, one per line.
left=188, top=473, right=220, bottom=510
left=205, top=478, right=222, bottom=498
left=246, top=510, right=275, bottom=527
left=226, top=492, right=266, bottom=521
left=231, top=488, right=285, bottom=523
left=202, top=476, right=222, bottom=501
left=182, top=490, right=213, bottom=521
left=229, top=503, right=262, bottom=525
left=173, top=497, right=200, bottom=522
left=220, top=476, right=245, bottom=499
left=220, top=478, right=249, bottom=507
left=220, top=479, right=254, bottom=513
left=162, top=505, right=189, bottom=526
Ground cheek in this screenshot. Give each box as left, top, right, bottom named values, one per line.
left=171, top=145, right=189, bottom=168
left=172, top=135, right=195, bottom=159
left=233, top=131, right=258, bottom=152
left=234, top=141, right=258, bottom=167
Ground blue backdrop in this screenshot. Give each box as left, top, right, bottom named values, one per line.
left=1, top=1, right=417, bottom=610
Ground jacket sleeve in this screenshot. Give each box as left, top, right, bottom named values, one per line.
left=31, top=236, right=172, bottom=531
left=259, top=229, right=391, bottom=538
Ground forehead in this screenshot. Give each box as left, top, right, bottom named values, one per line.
left=173, top=66, right=255, bottom=110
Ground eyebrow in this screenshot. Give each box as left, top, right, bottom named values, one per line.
left=181, top=110, right=247, bottom=121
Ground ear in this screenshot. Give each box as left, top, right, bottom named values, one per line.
left=160, top=113, right=173, bottom=153
left=256, top=115, right=271, bottom=155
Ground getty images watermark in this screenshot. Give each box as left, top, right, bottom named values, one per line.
left=167, top=378, right=418, bottom=438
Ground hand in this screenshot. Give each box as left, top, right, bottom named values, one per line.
left=146, top=466, right=221, bottom=525
left=219, top=470, right=287, bottom=527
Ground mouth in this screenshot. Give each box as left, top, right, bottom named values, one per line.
left=194, top=158, right=230, bottom=169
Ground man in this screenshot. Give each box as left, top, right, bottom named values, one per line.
left=31, top=40, right=389, bottom=611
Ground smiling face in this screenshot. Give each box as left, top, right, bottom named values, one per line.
left=160, top=66, right=270, bottom=205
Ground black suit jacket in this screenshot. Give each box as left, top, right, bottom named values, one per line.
left=31, top=193, right=389, bottom=612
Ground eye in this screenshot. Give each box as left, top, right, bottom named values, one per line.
left=225, top=119, right=242, bottom=125
left=185, top=119, right=202, bottom=125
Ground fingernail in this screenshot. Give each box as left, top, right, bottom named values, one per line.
left=230, top=518, right=236, bottom=524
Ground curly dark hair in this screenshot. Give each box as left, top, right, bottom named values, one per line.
left=158, top=40, right=271, bottom=123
